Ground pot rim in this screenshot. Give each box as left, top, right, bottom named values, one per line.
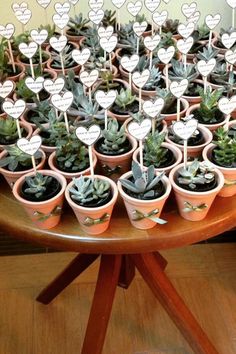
left=202, top=143, right=236, bottom=172
left=93, top=135, right=138, bottom=160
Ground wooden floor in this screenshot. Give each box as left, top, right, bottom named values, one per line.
left=1, top=243, right=236, bottom=354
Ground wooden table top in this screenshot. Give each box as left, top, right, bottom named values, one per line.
left=0, top=176, right=235, bottom=254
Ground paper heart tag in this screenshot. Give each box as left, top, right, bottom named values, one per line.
left=30, top=29, right=48, bottom=45
left=177, top=37, right=193, bottom=55
left=218, top=96, right=236, bottom=115
left=25, top=76, right=45, bottom=94
left=76, top=125, right=101, bottom=146
left=54, top=2, right=71, bottom=15
left=144, top=34, right=160, bottom=52
left=225, top=49, right=236, bottom=65
left=72, top=48, right=91, bottom=65
left=89, top=0, right=104, bottom=11
left=205, top=14, right=221, bottom=30
left=12, top=2, right=28, bottom=12
left=79, top=69, right=99, bottom=88
left=181, top=2, right=197, bottom=18
left=2, top=99, right=26, bottom=119
left=177, top=22, right=195, bottom=39
left=144, top=0, right=160, bottom=13
left=187, top=11, right=200, bottom=24
left=222, top=32, right=236, bottom=49
left=51, top=92, right=73, bottom=112
left=49, top=35, right=67, bottom=52
left=95, top=90, right=117, bottom=109
left=17, top=135, right=42, bottom=156
left=15, top=9, right=32, bottom=25
left=227, top=0, right=236, bottom=8
left=43, top=77, right=65, bottom=95
left=143, top=98, right=164, bottom=118
left=127, top=1, right=142, bottom=17
left=88, top=9, right=104, bottom=25
left=53, top=13, right=69, bottom=30
left=133, top=21, right=148, bottom=37
left=172, top=119, right=198, bottom=140
left=127, top=118, right=152, bottom=140
left=36, top=0, right=51, bottom=9
left=100, top=35, right=117, bottom=53
left=69, top=0, right=79, bottom=5
left=0, top=24, right=15, bottom=40
left=0, top=81, right=14, bottom=99
left=197, top=59, right=216, bottom=77
left=18, top=42, right=38, bottom=59
left=157, top=46, right=175, bottom=64
left=152, top=10, right=168, bottom=27
left=170, top=79, right=189, bottom=99
left=98, top=26, right=114, bottom=39
left=120, top=54, right=139, bottom=72
left=112, top=0, right=126, bottom=9
left=132, top=69, right=150, bottom=88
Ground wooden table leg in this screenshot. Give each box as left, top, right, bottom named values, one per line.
left=131, top=252, right=219, bottom=354
left=118, top=255, right=135, bottom=289
left=81, top=254, right=122, bottom=354
left=37, top=254, right=99, bottom=305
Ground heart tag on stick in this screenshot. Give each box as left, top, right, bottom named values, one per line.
left=51, top=92, right=73, bottom=112
left=152, top=10, right=168, bottom=27
left=89, top=0, right=104, bottom=11
left=112, top=0, right=126, bottom=9
left=133, top=21, right=148, bottom=37
left=49, top=35, right=67, bottom=52
left=15, top=9, right=32, bottom=25
left=177, top=22, right=195, bottom=39
left=120, top=54, right=139, bottom=72
left=25, top=76, right=44, bottom=94
left=144, top=0, right=160, bottom=13
left=0, top=24, right=15, bottom=39
left=132, top=69, right=150, bottom=88
left=18, top=42, right=38, bottom=59
left=88, top=9, right=104, bottom=25
left=225, top=49, right=236, bottom=65
left=98, top=26, right=114, bottom=39
left=218, top=96, right=236, bottom=116
left=52, top=13, right=69, bottom=30
left=30, top=29, right=48, bottom=45
left=197, top=59, right=216, bottom=77
left=143, top=98, right=164, bottom=118
left=205, top=14, right=221, bottom=30
left=227, top=0, right=236, bottom=8
left=12, top=2, right=28, bottom=12
left=2, top=99, right=26, bottom=119
left=127, top=1, right=142, bottom=17
left=95, top=90, right=117, bottom=109
left=144, top=34, right=161, bottom=52
left=170, top=79, right=189, bottom=99
left=127, top=118, right=152, bottom=140
left=181, top=2, right=197, bottom=18
left=72, top=48, right=91, bottom=65
left=44, top=77, right=65, bottom=95
left=76, top=125, right=101, bottom=146
left=54, top=2, right=71, bottom=15
left=188, top=11, right=201, bottom=24
left=157, top=46, right=175, bottom=64
left=0, top=81, right=14, bottom=99
left=221, top=32, right=236, bottom=49
left=36, top=0, right=51, bottom=9
left=79, top=69, right=99, bottom=88
left=172, top=118, right=198, bottom=141
left=99, top=35, right=118, bottom=53
left=177, top=37, right=193, bottom=55
left=17, top=135, right=42, bottom=156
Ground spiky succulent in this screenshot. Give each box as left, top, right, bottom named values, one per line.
left=102, top=9, right=116, bottom=27
left=101, top=118, right=127, bottom=154
left=67, top=13, right=90, bottom=36
left=0, top=145, right=42, bottom=171
left=156, top=88, right=177, bottom=114
left=162, top=19, right=179, bottom=35
left=192, top=24, right=211, bottom=41
left=210, top=60, right=228, bottom=85
left=0, top=117, right=20, bottom=143
left=115, top=88, right=136, bottom=110
left=144, top=132, right=169, bottom=168
left=213, top=127, right=236, bottom=167
left=169, top=59, right=198, bottom=82
left=24, top=172, right=52, bottom=199
left=50, top=44, right=76, bottom=69
left=195, top=87, right=224, bottom=124
left=196, top=47, right=219, bottom=61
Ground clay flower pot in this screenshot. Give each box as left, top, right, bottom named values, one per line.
left=32, top=125, right=57, bottom=156
left=65, top=175, right=118, bottom=235
left=132, top=77, right=166, bottom=98
left=6, top=62, right=25, bottom=82
left=12, top=169, right=67, bottom=229
left=93, top=135, right=138, bottom=181
left=108, top=98, right=140, bottom=123
left=16, top=51, right=51, bottom=71
left=182, top=79, right=205, bottom=106
left=117, top=172, right=171, bottom=230
left=169, top=162, right=224, bottom=221
left=48, top=151, right=98, bottom=182
left=0, top=120, right=33, bottom=151
left=161, top=98, right=189, bottom=126
left=133, top=142, right=182, bottom=175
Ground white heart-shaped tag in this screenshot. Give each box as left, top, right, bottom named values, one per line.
left=197, top=59, right=216, bottom=77
left=221, top=32, right=236, bottom=49
left=172, top=119, right=198, bottom=140
left=98, top=26, right=114, bottom=39
left=0, top=24, right=15, bottom=40
left=25, top=76, right=45, bottom=94
left=133, top=21, right=148, bottom=37
left=152, top=10, right=168, bottom=27
left=218, top=96, right=236, bottom=115
left=53, top=13, right=69, bottom=30
left=30, top=29, right=48, bottom=45
left=100, top=35, right=117, bottom=53
left=181, top=2, right=197, bottom=18
left=127, top=118, right=152, bottom=140
left=18, top=42, right=38, bottom=59
left=79, top=69, right=99, bottom=88
left=112, top=0, right=126, bottom=9
left=72, top=48, right=91, bottom=65
left=89, top=0, right=104, bottom=11
left=0, top=81, right=14, bottom=99
left=54, top=1, right=71, bottom=15
left=36, top=0, right=51, bottom=9
left=95, top=90, right=117, bottom=109
left=170, top=79, right=189, bottom=99
left=120, top=54, right=139, bottom=72
left=144, top=0, right=160, bottom=13
left=43, top=77, right=65, bottom=95
left=144, top=34, right=161, bottom=52
left=157, top=46, right=175, bottom=64
left=227, top=0, right=236, bottom=8
left=69, top=0, right=79, bottom=5
left=177, top=22, right=195, bottom=39
left=88, top=9, right=104, bottom=25
left=225, top=49, right=236, bottom=65
left=51, top=92, right=74, bottom=112
left=76, top=125, right=101, bottom=146
left=177, top=37, right=193, bottom=55
left=143, top=98, right=164, bottom=118
left=127, top=1, right=142, bottom=17
left=49, top=35, right=67, bottom=53
left=15, top=9, right=32, bottom=25
left=205, top=14, right=221, bottom=30
left=2, top=99, right=26, bottom=119
left=12, top=2, right=28, bottom=12
left=17, top=135, right=42, bottom=156
left=187, top=11, right=201, bottom=25
left=132, top=69, right=150, bottom=88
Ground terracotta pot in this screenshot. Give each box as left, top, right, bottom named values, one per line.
left=212, top=37, right=227, bottom=55
left=12, top=169, right=67, bottom=229
left=93, top=135, right=138, bottom=181
left=166, top=124, right=212, bottom=159
left=182, top=79, right=204, bottom=106
left=65, top=28, right=87, bottom=44
left=47, top=58, right=81, bottom=76
left=133, top=142, right=182, bottom=175
left=93, top=78, right=129, bottom=93
left=0, top=149, right=46, bottom=188
left=0, top=120, right=33, bottom=151
left=169, top=162, right=224, bottom=221
left=5, top=62, right=25, bottom=82
left=48, top=150, right=98, bottom=182
left=108, top=98, right=140, bottom=123
left=161, top=98, right=189, bottom=126
left=132, top=76, right=166, bottom=98
left=118, top=171, right=171, bottom=230
left=16, top=51, right=51, bottom=71
left=202, top=143, right=236, bottom=197
left=65, top=175, right=118, bottom=235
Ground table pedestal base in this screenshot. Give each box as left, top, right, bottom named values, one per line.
left=37, top=252, right=219, bottom=354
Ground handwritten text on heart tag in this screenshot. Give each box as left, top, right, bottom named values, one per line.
left=188, top=11, right=200, bottom=24
left=0, top=81, right=14, bottom=99
left=98, top=26, right=114, bottom=39
left=144, top=0, right=160, bottom=13
left=225, top=49, right=236, bottom=65
left=177, top=37, right=193, bottom=55
left=172, top=119, right=198, bottom=141
left=12, top=2, right=28, bottom=12
left=132, top=69, right=150, bottom=88
left=89, top=0, right=104, bottom=11
left=127, top=119, right=152, bottom=140
left=49, top=35, right=67, bottom=52
left=181, top=2, right=197, bottom=18
left=72, top=48, right=91, bottom=65
left=144, top=34, right=160, bottom=52
left=218, top=96, right=236, bottom=115
left=157, top=46, right=175, bottom=64
left=127, top=1, right=142, bottom=17
left=76, top=125, right=101, bottom=146
left=51, top=92, right=74, bottom=112
left=205, top=14, right=221, bottom=30
left=88, top=9, right=104, bottom=25
left=54, top=2, right=71, bottom=15
left=15, top=9, right=32, bottom=25
left=19, top=42, right=38, bottom=59
left=112, top=0, right=126, bottom=9
left=95, top=90, right=117, bottom=109
left=52, top=13, right=69, bottom=30
left=152, top=10, right=168, bottom=27
left=177, top=22, right=195, bottom=39
left=0, top=24, right=15, bottom=39
left=197, top=59, right=216, bottom=77
left=133, top=21, right=148, bottom=37
left=30, top=29, right=48, bottom=45
left=36, top=0, right=51, bottom=9
left=221, top=32, right=236, bottom=49
left=143, top=98, right=165, bottom=118
left=25, top=77, right=45, bottom=94
left=43, top=78, right=65, bottom=95
left=99, top=35, right=118, bottom=53
left=170, top=79, right=189, bottom=99
left=79, top=70, right=99, bottom=88
left=120, top=54, right=139, bottom=72
left=17, top=135, right=42, bottom=156
left=2, top=99, right=26, bottom=119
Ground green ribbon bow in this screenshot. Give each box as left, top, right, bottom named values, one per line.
left=224, top=179, right=236, bottom=187
left=183, top=202, right=208, bottom=213
left=132, top=209, right=167, bottom=225
left=83, top=213, right=110, bottom=227
left=102, top=164, right=121, bottom=176
left=33, top=205, right=62, bottom=222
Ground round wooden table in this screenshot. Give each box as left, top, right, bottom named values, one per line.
left=1, top=176, right=236, bottom=354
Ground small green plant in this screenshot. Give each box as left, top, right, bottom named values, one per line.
left=0, top=145, right=42, bottom=171
left=16, top=80, right=35, bottom=102
left=24, top=172, right=52, bottom=198
left=192, top=24, right=210, bottom=41
left=210, top=60, right=228, bottom=85
left=144, top=132, right=169, bottom=168
left=162, top=19, right=179, bottom=34
left=100, top=118, right=127, bottom=154
left=115, top=88, right=136, bottom=111
left=51, top=44, right=76, bottom=69
left=0, top=117, right=20, bottom=143
left=102, top=9, right=116, bottom=27
left=169, top=59, right=198, bottom=82
left=196, top=47, right=219, bottom=61
left=195, top=87, right=224, bottom=124
left=27, top=100, right=53, bottom=125
left=0, top=39, right=13, bottom=80
left=156, top=88, right=177, bottom=114
left=67, top=13, right=90, bottom=36
left=213, top=127, right=236, bottom=167
left=99, top=70, right=120, bottom=91
left=117, top=33, right=145, bottom=55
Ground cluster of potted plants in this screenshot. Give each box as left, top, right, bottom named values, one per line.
left=0, top=1, right=236, bottom=234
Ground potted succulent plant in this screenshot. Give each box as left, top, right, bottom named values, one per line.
left=162, top=19, right=180, bottom=39
left=21, top=100, right=52, bottom=129
left=118, top=161, right=171, bottom=229
left=66, top=13, right=90, bottom=43
left=212, top=27, right=236, bottom=55
left=108, top=88, right=139, bottom=122
left=12, top=170, right=67, bottom=229
left=65, top=174, right=118, bottom=235
left=192, top=24, right=217, bottom=46
left=0, top=117, right=32, bottom=150
left=14, top=79, right=49, bottom=108
left=94, top=70, right=128, bottom=94
left=47, top=43, right=80, bottom=75
left=0, top=38, right=25, bottom=82
left=169, top=159, right=224, bottom=221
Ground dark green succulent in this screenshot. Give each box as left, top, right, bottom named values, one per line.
left=100, top=118, right=127, bottom=154
left=194, top=87, right=224, bottom=124
left=67, top=13, right=90, bottom=36
left=0, top=117, right=20, bottom=143
left=162, top=19, right=179, bottom=35
left=144, top=132, right=169, bottom=168
left=213, top=127, right=236, bottom=167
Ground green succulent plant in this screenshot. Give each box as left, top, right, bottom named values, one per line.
left=102, top=9, right=116, bottom=27
left=0, top=117, right=20, bottom=143
left=169, top=59, right=198, bottom=82
left=213, top=127, right=236, bottom=167
left=144, top=132, right=169, bottom=168
left=27, top=100, right=53, bottom=125
left=156, top=88, right=177, bottom=114
left=194, top=87, right=224, bottom=124
left=192, top=24, right=211, bottom=41
left=24, top=172, right=52, bottom=199
left=67, top=13, right=90, bottom=36
left=0, top=145, right=42, bottom=171
left=15, top=80, right=35, bottom=102
left=115, top=88, right=136, bottom=111
left=100, top=118, right=127, bottom=154
left=210, top=60, right=228, bottom=85
left=98, top=70, right=120, bottom=91
left=196, top=46, right=219, bottom=61
left=50, top=44, right=76, bottom=69
left=162, top=19, right=179, bottom=35
left=117, top=33, right=145, bottom=56
left=0, top=39, right=14, bottom=80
